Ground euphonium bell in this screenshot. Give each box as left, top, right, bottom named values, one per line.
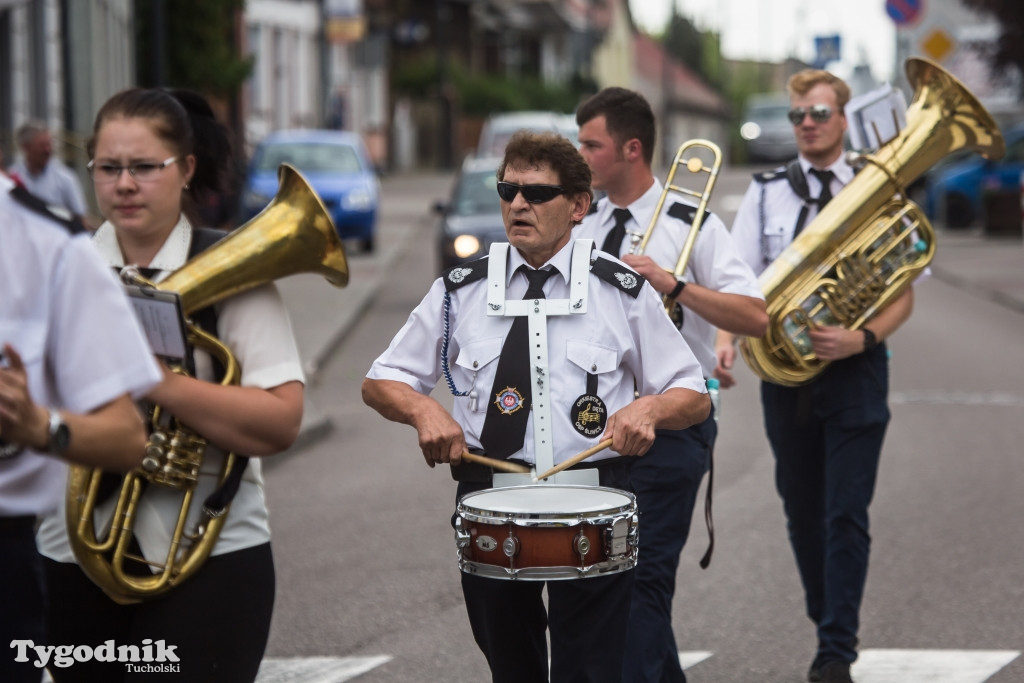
left=66, top=164, right=348, bottom=603
left=740, top=58, right=1004, bottom=387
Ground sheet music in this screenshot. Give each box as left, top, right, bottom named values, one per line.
left=125, top=285, right=188, bottom=361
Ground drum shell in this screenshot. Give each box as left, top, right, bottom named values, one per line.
left=454, top=485, right=638, bottom=581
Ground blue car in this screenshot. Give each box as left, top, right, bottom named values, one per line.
left=922, top=123, right=1024, bottom=229
left=240, top=130, right=380, bottom=252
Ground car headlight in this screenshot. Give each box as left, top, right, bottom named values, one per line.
left=740, top=122, right=762, bottom=141
left=453, top=234, right=481, bottom=258
left=343, top=187, right=374, bottom=211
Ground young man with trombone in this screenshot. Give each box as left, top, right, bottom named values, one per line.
left=364, top=131, right=709, bottom=683
left=575, top=87, right=768, bottom=683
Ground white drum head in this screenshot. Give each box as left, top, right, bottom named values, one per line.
left=459, top=485, right=634, bottom=516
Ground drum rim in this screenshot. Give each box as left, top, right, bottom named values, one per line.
left=456, top=484, right=636, bottom=525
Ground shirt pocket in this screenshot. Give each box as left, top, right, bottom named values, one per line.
left=566, top=339, right=619, bottom=376
left=0, top=320, right=46, bottom=369
left=455, top=336, right=503, bottom=374
left=762, top=223, right=787, bottom=262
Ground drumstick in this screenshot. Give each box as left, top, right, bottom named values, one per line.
left=461, top=451, right=532, bottom=474
left=532, top=438, right=614, bottom=482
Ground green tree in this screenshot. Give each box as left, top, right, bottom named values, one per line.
left=961, top=0, right=1024, bottom=87
left=134, top=0, right=252, bottom=95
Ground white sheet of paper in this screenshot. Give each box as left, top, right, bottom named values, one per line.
left=125, top=286, right=188, bottom=361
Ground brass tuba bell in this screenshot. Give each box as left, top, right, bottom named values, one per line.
left=740, top=58, right=1004, bottom=386
left=65, top=164, right=348, bottom=603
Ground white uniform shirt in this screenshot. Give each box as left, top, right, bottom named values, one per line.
left=37, top=215, right=305, bottom=562
left=367, top=239, right=706, bottom=467
left=9, top=158, right=88, bottom=218
left=730, top=156, right=854, bottom=276
left=0, top=177, right=161, bottom=516
left=576, top=180, right=764, bottom=377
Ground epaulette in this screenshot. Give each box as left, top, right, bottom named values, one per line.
left=586, top=199, right=599, bottom=215
left=443, top=256, right=489, bottom=292
left=590, top=253, right=645, bottom=299
left=753, top=164, right=789, bottom=184
left=667, top=201, right=711, bottom=228
left=9, top=184, right=86, bottom=234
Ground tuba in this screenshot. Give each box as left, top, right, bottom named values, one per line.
left=630, top=139, right=723, bottom=326
left=66, top=164, right=349, bottom=603
left=740, top=58, right=1004, bottom=386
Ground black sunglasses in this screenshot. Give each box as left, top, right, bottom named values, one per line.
left=496, top=181, right=565, bottom=204
left=787, top=104, right=834, bottom=125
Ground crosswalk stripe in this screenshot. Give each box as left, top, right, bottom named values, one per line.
left=852, top=650, right=1020, bottom=682
left=255, top=656, right=391, bottom=682
left=676, top=649, right=1020, bottom=681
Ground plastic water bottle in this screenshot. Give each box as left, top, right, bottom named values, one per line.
left=706, top=378, right=721, bottom=422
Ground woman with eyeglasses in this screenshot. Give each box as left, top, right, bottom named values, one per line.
left=716, top=70, right=915, bottom=683
left=35, top=88, right=305, bottom=683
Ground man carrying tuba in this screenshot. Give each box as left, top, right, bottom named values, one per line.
left=716, top=69, right=916, bottom=683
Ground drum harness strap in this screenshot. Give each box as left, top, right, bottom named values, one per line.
left=484, top=240, right=592, bottom=478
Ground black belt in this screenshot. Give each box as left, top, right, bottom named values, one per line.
left=0, top=515, right=37, bottom=534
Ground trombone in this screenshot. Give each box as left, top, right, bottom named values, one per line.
left=629, top=139, right=723, bottom=325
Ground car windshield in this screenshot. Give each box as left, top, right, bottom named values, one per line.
left=255, top=142, right=364, bottom=173
left=453, top=170, right=501, bottom=216
left=748, top=104, right=790, bottom=121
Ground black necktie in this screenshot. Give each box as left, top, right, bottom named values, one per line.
left=600, top=207, right=633, bottom=255
left=809, top=168, right=835, bottom=208
left=478, top=267, right=556, bottom=460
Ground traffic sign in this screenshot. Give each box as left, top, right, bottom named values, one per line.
left=886, top=0, right=924, bottom=26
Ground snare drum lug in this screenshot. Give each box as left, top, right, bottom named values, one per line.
left=454, top=519, right=470, bottom=549
left=502, top=535, right=520, bottom=558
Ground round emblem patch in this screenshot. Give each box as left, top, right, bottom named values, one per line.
left=494, top=387, right=525, bottom=415
left=571, top=394, right=607, bottom=437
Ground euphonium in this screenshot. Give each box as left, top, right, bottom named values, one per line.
left=740, top=58, right=1004, bottom=387
left=630, top=139, right=722, bottom=326
left=66, top=164, right=349, bottom=603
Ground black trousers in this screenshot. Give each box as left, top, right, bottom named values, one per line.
left=43, top=542, right=275, bottom=683
left=0, top=516, right=46, bottom=683
left=456, top=458, right=635, bottom=683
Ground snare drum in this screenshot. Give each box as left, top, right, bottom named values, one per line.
left=454, top=485, right=638, bottom=580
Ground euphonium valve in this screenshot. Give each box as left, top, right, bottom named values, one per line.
left=66, top=164, right=348, bottom=603
left=740, top=58, right=1004, bottom=387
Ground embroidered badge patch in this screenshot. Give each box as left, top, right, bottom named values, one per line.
left=494, top=387, right=525, bottom=415
left=447, top=267, right=472, bottom=284
left=614, top=272, right=639, bottom=290
left=571, top=394, right=607, bottom=437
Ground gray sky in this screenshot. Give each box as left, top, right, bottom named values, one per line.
left=629, top=0, right=900, bottom=83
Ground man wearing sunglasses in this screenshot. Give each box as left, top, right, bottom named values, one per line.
left=364, top=131, right=710, bottom=683
left=717, top=70, right=916, bottom=683
left=574, top=86, right=768, bottom=683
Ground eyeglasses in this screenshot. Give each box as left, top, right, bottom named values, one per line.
left=787, top=105, right=834, bottom=126
left=87, top=156, right=178, bottom=183
left=496, top=181, right=565, bottom=204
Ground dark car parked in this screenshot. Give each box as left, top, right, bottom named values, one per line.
left=921, top=123, right=1024, bottom=229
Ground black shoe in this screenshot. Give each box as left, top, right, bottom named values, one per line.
left=818, top=661, right=853, bottom=683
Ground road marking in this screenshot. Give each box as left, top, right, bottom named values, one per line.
left=255, top=656, right=392, bottom=682
left=852, top=649, right=1019, bottom=682
left=675, top=649, right=1020, bottom=680
left=678, top=650, right=713, bottom=669
left=891, top=390, right=1024, bottom=407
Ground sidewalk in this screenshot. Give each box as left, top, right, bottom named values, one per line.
left=278, top=171, right=454, bottom=449
left=280, top=172, right=1024, bottom=449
